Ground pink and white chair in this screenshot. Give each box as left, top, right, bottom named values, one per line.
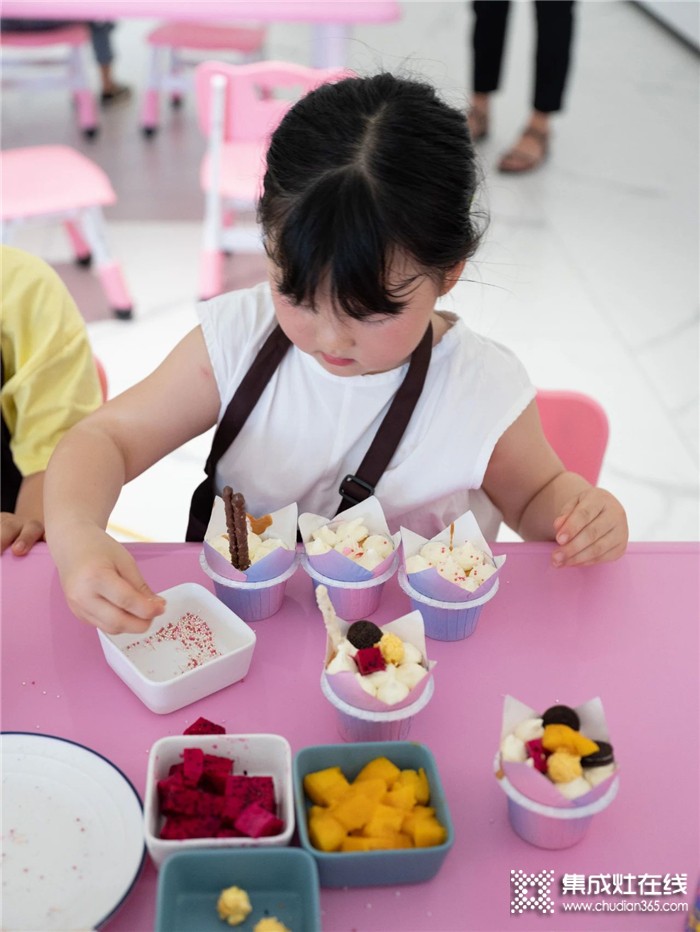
left=536, top=389, right=610, bottom=484
left=140, top=21, right=266, bottom=137
left=1, top=145, right=133, bottom=319
left=0, top=24, right=99, bottom=138
left=195, top=60, right=349, bottom=300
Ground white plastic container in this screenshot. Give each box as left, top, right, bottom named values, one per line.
left=144, top=734, right=295, bottom=867
left=97, top=583, right=256, bottom=714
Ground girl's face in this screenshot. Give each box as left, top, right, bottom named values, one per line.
left=269, top=258, right=448, bottom=377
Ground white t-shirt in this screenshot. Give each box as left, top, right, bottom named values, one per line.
left=198, top=282, right=535, bottom=541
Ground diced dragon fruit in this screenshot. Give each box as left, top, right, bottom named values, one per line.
left=182, top=747, right=204, bottom=786
left=183, top=717, right=225, bottom=735
left=355, top=646, right=387, bottom=675
left=234, top=802, right=284, bottom=838
left=160, top=815, right=221, bottom=840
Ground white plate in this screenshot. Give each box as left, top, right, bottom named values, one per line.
left=1, top=732, right=145, bottom=931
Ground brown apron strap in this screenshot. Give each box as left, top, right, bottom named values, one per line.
left=335, top=321, right=433, bottom=514
left=186, top=325, right=291, bottom=541
left=186, top=320, right=433, bottom=540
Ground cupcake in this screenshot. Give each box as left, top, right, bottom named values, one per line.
left=495, top=695, right=620, bottom=849
left=316, top=585, right=435, bottom=741
left=200, top=490, right=299, bottom=621
left=299, top=496, right=399, bottom=620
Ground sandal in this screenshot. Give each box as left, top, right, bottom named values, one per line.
left=101, top=84, right=132, bottom=107
left=497, top=126, right=549, bottom=174
left=466, top=106, right=489, bottom=142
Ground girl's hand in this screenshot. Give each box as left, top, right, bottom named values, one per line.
left=551, top=488, right=628, bottom=567
left=55, top=526, right=166, bottom=634
left=0, top=513, right=45, bottom=555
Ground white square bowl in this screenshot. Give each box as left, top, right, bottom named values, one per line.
left=97, top=583, right=256, bottom=714
left=144, top=734, right=295, bottom=868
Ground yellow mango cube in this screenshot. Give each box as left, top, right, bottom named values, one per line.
left=303, top=767, right=351, bottom=806
left=331, top=793, right=377, bottom=832
left=402, top=806, right=436, bottom=834
left=396, top=768, right=431, bottom=804
left=362, top=803, right=406, bottom=838
left=384, top=784, right=416, bottom=810
left=354, top=757, right=401, bottom=788
left=308, top=812, right=347, bottom=852
left=346, top=777, right=388, bottom=803
left=407, top=816, right=447, bottom=848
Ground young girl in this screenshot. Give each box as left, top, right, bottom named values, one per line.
left=44, top=72, right=628, bottom=635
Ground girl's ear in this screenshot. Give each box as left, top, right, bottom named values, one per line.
left=438, top=259, right=467, bottom=295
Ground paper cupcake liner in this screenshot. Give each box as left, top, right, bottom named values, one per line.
left=494, top=753, right=620, bottom=849
left=200, top=552, right=299, bottom=622
left=398, top=567, right=499, bottom=641
left=203, top=499, right=298, bottom=582
left=321, top=672, right=434, bottom=742
left=302, top=553, right=398, bottom=621
left=299, top=497, right=399, bottom=582
left=407, top=566, right=499, bottom=603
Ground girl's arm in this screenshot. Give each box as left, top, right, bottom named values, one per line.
left=44, top=327, right=221, bottom=633
left=482, top=400, right=628, bottom=566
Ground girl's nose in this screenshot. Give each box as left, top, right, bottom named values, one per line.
left=316, top=312, right=355, bottom=355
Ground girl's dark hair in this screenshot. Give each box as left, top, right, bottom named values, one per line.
left=258, top=72, right=482, bottom=320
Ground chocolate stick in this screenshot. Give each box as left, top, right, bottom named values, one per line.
left=222, top=486, right=239, bottom=567
left=231, top=492, right=250, bottom=571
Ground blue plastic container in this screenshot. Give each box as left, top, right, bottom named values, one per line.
left=293, top=741, right=454, bottom=888
left=155, top=848, right=320, bottom=932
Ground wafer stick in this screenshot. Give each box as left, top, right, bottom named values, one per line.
left=222, top=486, right=251, bottom=570
left=315, top=584, right=343, bottom=651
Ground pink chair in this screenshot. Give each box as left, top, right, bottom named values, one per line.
left=0, top=145, right=133, bottom=319
left=140, top=21, right=266, bottom=136
left=0, top=24, right=99, bottom=138
left=536, top=389, right=610, bottom=484
left=195, top=60, right=349, bottom=301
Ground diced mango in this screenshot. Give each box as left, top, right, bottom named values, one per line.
left=330, top=793, right=377, bottom=832
left=396, top=768, right=431, bottom=804
left=407, top=816, right=447, bottom=848
left=354, top=757, right=401, bottom=788
left=346, top=777, right=387, bottom=803
left=304, top=756, right=447, bottom=854
left=362, top=803, right=405, bottom=838
left=308, top=812, right=347, bottom=852
left=303, top=767, right=351, bottom=806
left=341, top=833, right=413, bottom=852
left=384, top=784, right=416, bottom=810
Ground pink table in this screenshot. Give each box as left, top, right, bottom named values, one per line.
left=0, top=2, right=401, bottom=67
left=2, top=542, right=698, bottom=931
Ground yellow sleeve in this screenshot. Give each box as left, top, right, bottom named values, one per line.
left=1, top=246, right=103, bottom=477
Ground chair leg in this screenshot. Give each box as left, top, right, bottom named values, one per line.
left=68, top=45, right=99, bottom=138
left=79, top=206, right=133, bottom=319
left=140, top=46, right=162, bottom=136
left=63, top=219, right=92, bottom=265
left=198, top=250, right=224, bottom=301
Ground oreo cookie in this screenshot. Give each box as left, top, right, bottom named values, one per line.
left=346, top=620, right=383, bottom=650
left=541, top=704, right=580, bottom=732
left=581, top=741, right=614, bottom=768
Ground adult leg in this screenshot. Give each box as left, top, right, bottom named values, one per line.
left=498, top=0, right=576, bottom=173
left=468, top=1, right=511, bottom=141
left=89, top=21, right=130, bottom=102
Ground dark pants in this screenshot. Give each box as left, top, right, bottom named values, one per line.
left=471, top=0, right=576, bottom=113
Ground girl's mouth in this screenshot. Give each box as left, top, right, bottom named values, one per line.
left=321, top=353, right=355, bottom=367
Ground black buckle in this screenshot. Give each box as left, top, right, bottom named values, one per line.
left=338, top=473, right=375, bottom=507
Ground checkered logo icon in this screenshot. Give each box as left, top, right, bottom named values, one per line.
left=510, top=868, right=556, bottom=915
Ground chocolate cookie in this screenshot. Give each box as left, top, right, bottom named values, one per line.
left=346, top=620, right=383, bottom=650
left=581, top=741, right=614, bottom=768
left=541, top=704, right=580, bottom=731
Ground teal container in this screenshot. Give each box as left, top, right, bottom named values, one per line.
left=155, top=848, right=320, bottom=932
left=293, top=741, right=454, bottom=888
